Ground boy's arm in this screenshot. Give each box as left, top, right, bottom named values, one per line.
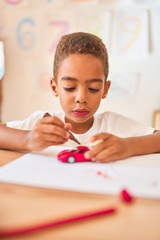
left=127, top=130, right=160, bottom=156
left=0, top=124, right=31, bottom=152
left=0, top=116, right=71, bottom=152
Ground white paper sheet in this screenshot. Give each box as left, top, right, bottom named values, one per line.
left=0, top=146, right=160, bottom=199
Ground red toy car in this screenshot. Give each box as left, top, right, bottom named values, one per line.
left=57, top=145, right=90, bottom=163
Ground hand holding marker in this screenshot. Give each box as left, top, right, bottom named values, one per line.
left=43, top=113, right=80, bottom=145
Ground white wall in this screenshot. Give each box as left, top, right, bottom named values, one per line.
left=0, top=0, right=160, bottom=127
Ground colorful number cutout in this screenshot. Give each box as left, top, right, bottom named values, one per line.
left=16, top=18, right=35, bottom=51
left=121, top=16, right=141, bottom=53
left=5, top=0, right=22, bottom=4
left=48, top=20, right=70, bottom=53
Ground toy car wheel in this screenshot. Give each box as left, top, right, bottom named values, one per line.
left=67, top=156, right=75, bottom=163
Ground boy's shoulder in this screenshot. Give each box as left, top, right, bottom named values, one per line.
left=96, top=111, right=154, bottom=137
left=96, top=111, right=127, bottom=120
left=6, top=110, right=64, bottom=130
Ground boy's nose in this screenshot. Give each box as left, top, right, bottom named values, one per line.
left=75, top=89, right=87, bottom=103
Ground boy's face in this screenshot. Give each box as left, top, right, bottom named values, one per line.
left=51, top=54, right=110, bottom=134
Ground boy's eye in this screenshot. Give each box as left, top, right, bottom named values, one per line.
left=63, top=87, right=76, bottom=92
left=63, top=87, right=100, bottom=93
left=89, top=88, right=100, bottom=93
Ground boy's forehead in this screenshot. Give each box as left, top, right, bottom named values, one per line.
left=59, top=53, right=104, bottom=69
left=54, top=53, right=107, bottom=81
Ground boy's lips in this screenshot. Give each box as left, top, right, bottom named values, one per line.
left=72, top=109, right=89, bottom=117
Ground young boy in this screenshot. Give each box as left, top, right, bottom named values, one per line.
left=0, top=32, right=160, bottom=162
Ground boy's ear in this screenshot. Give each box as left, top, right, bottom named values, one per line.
left=102, top=80, right=111, bottom=99
left=50, top=77, right=58, bottom=96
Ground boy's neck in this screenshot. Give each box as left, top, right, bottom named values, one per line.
left=65, top=117, right=94, bottom=134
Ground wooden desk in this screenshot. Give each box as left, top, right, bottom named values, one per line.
left=0, top=150, right=160, bottom=240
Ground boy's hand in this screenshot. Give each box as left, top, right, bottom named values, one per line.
left=25, top=115, right=71, bottom=151
left=85, top=133, right=131, bottom=163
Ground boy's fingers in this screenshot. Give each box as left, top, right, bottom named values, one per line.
left=41, top=132, right=68, bottom=144
left=38, top=115, right=71, bottom=138
left=90, top=139, right=104, bottom=147
left=39, top=124, right=70, bottom=139
left=43, top=113, right=72, bottom=139
left=42, top=114, right=65, bottom=128
left=64, top=122, right=72, bottom=130
left=92, top=148, right=112, bottom=162
left=85, top=142, right=106, bottom=159
left=85, top=134, right=113, bottom=160
left=90, top=132, right=111, bottom=143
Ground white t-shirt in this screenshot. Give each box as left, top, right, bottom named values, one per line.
left=6, top=111, right=154, bottom=147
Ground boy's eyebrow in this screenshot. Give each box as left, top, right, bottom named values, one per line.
left=61, top=76, right=76, bottom=81
left=61, top=76, right=103, bottom=83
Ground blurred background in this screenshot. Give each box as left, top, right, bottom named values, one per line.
left=0, top=0, right=160, bottom=129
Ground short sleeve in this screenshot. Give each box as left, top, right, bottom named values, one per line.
left=6, top=111, right=48, bottom=130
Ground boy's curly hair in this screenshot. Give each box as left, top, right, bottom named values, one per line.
left=53, top=32, right=109, bottom=80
